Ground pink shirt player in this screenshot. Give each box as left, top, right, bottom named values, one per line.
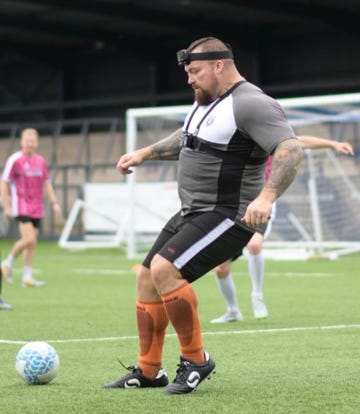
left=2, top=150, right=50, bottom=218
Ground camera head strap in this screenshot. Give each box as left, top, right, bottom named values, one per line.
left=177, top=48, right=234, bottom=66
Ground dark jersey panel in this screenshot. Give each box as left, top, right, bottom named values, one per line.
left=177, top=81, right=296, bottom=232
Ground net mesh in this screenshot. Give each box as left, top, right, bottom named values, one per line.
left=127, top=95, right=360, bottom=258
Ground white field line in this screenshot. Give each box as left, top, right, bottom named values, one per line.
left=74, top=268, right=131, bottom=275
left=4, top=268, right=337, bottom=277
left=1, top=324, right=359, bottom=345
left=72, top=268, right=335, bottom=278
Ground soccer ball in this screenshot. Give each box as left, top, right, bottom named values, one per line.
left=15, top=341, right=60, bottom=385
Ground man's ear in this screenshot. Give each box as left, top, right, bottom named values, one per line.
left=215, top=60, right=224, bottom=74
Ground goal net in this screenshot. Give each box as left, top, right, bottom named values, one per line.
left=59, top=93, right=360, bottom=260
left=124, top=94, right=360, bottom=259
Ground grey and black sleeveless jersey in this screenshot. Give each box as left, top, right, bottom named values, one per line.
left=178, top=81, right=296, bottom=230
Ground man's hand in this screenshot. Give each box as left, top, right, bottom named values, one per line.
left=3, top=204, right=13, bottom=219
left=332, top=141, right=354, bottom=155
left=52, top=203, right=62, bottom=219
left=116, top=148, right=150, bottom=175
left=241, top=196, right=273, bottom=228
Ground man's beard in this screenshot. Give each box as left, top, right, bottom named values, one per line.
left=194, top=89, right=214, bottom=106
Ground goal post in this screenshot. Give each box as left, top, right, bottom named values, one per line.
left=124, top=92, right=360, bottom=259
left=59, top=92, right=360, bottom=260
left=125, top=106, right=189, bottom=258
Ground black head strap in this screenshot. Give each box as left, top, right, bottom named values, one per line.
left=177, top=49, right=233, bottom=66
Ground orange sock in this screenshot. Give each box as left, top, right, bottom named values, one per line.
left=161, top=282, right=205, bottom=363
left=136, top=300, right=169, bottom=378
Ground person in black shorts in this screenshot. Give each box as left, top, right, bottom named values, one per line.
left=1, top=128, right=61, bottom=288
left=103, top=36, right=303, bottom=395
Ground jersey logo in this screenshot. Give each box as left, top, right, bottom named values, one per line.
left=205, top=115, right=216, bottom=126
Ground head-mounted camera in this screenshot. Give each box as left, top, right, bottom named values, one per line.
left=176, top=48, right=234, bottom=66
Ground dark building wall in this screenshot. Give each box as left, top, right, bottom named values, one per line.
left=0, top=29, right=359, bottom=124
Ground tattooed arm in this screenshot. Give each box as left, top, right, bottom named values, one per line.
left=150, top=128, right=183, bottom=160
left=241, top=138, right=303, bottom=227
left=265, top=138, right=303, bottom=199
left=117, top=128, right=182, bottom=175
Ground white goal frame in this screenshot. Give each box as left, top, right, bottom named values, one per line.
left=58, top=198, right=127, bottom=250
left=59, top=92, right=360, bottom=259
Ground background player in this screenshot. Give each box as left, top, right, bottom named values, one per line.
left=1, top=128, right=61, bottom=288
left=211, top=136, right=354, bottom=323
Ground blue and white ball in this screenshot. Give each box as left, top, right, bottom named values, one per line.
left=15, top=341, right=60, bottom=385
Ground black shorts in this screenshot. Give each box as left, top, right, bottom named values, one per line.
left=16, top=216, right=41, bottom=229
left=142, top=211, right=253, bottom=283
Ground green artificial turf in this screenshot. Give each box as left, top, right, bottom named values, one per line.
left=1, top=241, right=359, bottom=414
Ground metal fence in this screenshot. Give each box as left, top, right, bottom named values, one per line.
left=0, top=117, right=126, bottom=239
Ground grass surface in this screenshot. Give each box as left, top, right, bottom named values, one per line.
left=0, top=241, right=359, bottom=413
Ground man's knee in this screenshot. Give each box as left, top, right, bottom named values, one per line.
left=150, top=254, right=182, bottom=292
left=150, top=254, right=172, bottom=283
left=19, top=224, right=38, bottom=248
left=21, top=236, right=37, bottom=249
left=215, top=260, right=232, bottom=278
left=247, top=232, right=264, bottom=255
left=137, top=265, right=156, bottom=292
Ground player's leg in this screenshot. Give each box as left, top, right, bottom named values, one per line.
left=103, top=234, right=170, bottom=389
left=105, top=264, right=170, bottom=388
left=2, top=217, right=34, bottom=284
left=154, top=211, right=251, bottom=394
left=104, top=212, right=200, bottom=391
left=248, top=202, right=276, bottom=318
left=1, top=241, right=15, bottom=284
left=247, top=232, right=268, bottom=318
left=135, top=264, right=169, bottom=379
left=210, top=259, right=243, bottom=323
left=21, top=220, right=45, bottom=288
left=104, top=211, right=252, bottom=394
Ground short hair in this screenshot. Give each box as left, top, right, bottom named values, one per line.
left=187, top=37, right=232, bottom=53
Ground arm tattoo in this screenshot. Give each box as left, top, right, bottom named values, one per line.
left=265, top=138, right=303, bottom=199
left=149, top=128, right=182, bottom=160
